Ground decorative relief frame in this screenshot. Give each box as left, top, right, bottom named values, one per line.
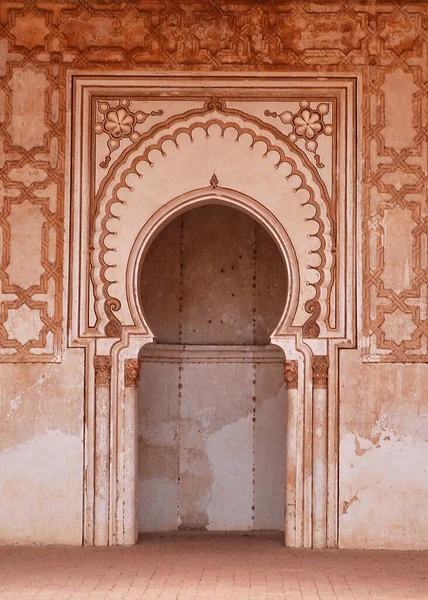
left=1, top=1, right=427, bottom=366
left=68, top=74, right=357, bottom=548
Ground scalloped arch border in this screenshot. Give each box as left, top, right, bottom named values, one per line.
left=93, top=114, right=332, bottom=337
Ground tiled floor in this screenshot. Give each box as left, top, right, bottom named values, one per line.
left=0, top=533, right=427, bottom=599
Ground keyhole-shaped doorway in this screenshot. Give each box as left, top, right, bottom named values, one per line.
left=137, top=204, right=288, bottom=533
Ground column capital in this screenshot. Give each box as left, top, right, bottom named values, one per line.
left=284, top=360, right=298, bottom=389
left=94, top=355, right=112, bottom=387
left=313, top=356, right=329, bottom=388
left=124, top=358, right=140, bottom=388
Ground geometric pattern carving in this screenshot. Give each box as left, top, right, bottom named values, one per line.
left=1, top=1, right=427, bottom=363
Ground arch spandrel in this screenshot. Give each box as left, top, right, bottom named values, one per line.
left=92, top=111, right=332, bottom=339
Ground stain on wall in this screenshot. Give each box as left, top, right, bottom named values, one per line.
left=0, top=349, right=84, bottom=545
left=138, top=349, right=287, bottom=532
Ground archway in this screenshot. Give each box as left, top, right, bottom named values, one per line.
left=69, top=74, right=357, bottom=548
left=137, top=204, right=288, bottom=533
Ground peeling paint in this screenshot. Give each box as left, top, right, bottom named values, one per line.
left=342, top=487, right=366, bottom=515
left=0, top=350, right=84, bottom=545
left=340, top=350, right=428, bottom=550
left=340, top=418, right=428, bottom=549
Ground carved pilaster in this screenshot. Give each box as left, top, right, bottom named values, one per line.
left=93, top=354, right=111, bottom=546
left=284, top=360, right=298, bottom=389
left=313, top=356, right=329, bottom=388
left=124, top=358, right=140, bottom=388
left=94, top=355, right=112, bottom=387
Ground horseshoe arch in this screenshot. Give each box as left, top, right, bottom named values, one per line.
left=68, top=74, right=357, bottom=548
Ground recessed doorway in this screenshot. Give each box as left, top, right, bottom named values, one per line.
left=137, top=204, right=288, bottom=533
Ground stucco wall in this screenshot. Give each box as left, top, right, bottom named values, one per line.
left=0, top=1, right=427, bottom=548
left=339, top=351, right=428, bottom=550
left=0, top=349, right=84, bottom=545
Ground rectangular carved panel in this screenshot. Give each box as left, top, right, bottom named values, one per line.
left=0, top=14, right=63, bottom=362
left=6, top=201, right=45, bottom=289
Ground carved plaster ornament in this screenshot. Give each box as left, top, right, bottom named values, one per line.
left=94, top=355, right=112, bottom=387
left=265, top=102, right=333, bottom=168
left=95, top=99, right=164, bottom=168
left=312, top=356, right=329, bottom=388
left=2, top=2, right=425, bottom=364
left=93, top=112, right=329, bottom=340
left=69, top=73, right=357, bottom=551
left=210, top=174, right=219, bottom=188
left=302, top=300, right=321, bottom=339
left=284, top=361, right=299, bottom=389
left=124, top=358, right=140, bottom=388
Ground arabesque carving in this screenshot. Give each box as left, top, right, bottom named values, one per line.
left=95, top=99, right=164, bottom=169
left=94, top=356, right=112, bottom=387
left=1, top=1, right=426, bottom=362
left=124, top=358, right=140, bottom=388
left=313, top=356, right=329, bottom=389
left=265, top=101, right=333, bottom=168
left=92, top=110, right=332, bottom=339
left=284, top=361, right=298, bottom=389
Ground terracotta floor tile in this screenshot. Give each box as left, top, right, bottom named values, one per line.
left=0, top=534, right=427, bottom=600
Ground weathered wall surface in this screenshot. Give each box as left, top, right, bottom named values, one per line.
left=0, top=1, right=427, bottom=548
left=138, top=347, right=287, bottom=533
left=339, top=351, right=428, bottom=550
left=139, top=208, right=287, bottom=532
left=0, top=349, right=84, bottom=545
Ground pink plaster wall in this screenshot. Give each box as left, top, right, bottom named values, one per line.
left=0, top=0, right=427, bottom=549
left=0, top=350, right=84, bottom=545
left=339, top=351, right=428, bottom=549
